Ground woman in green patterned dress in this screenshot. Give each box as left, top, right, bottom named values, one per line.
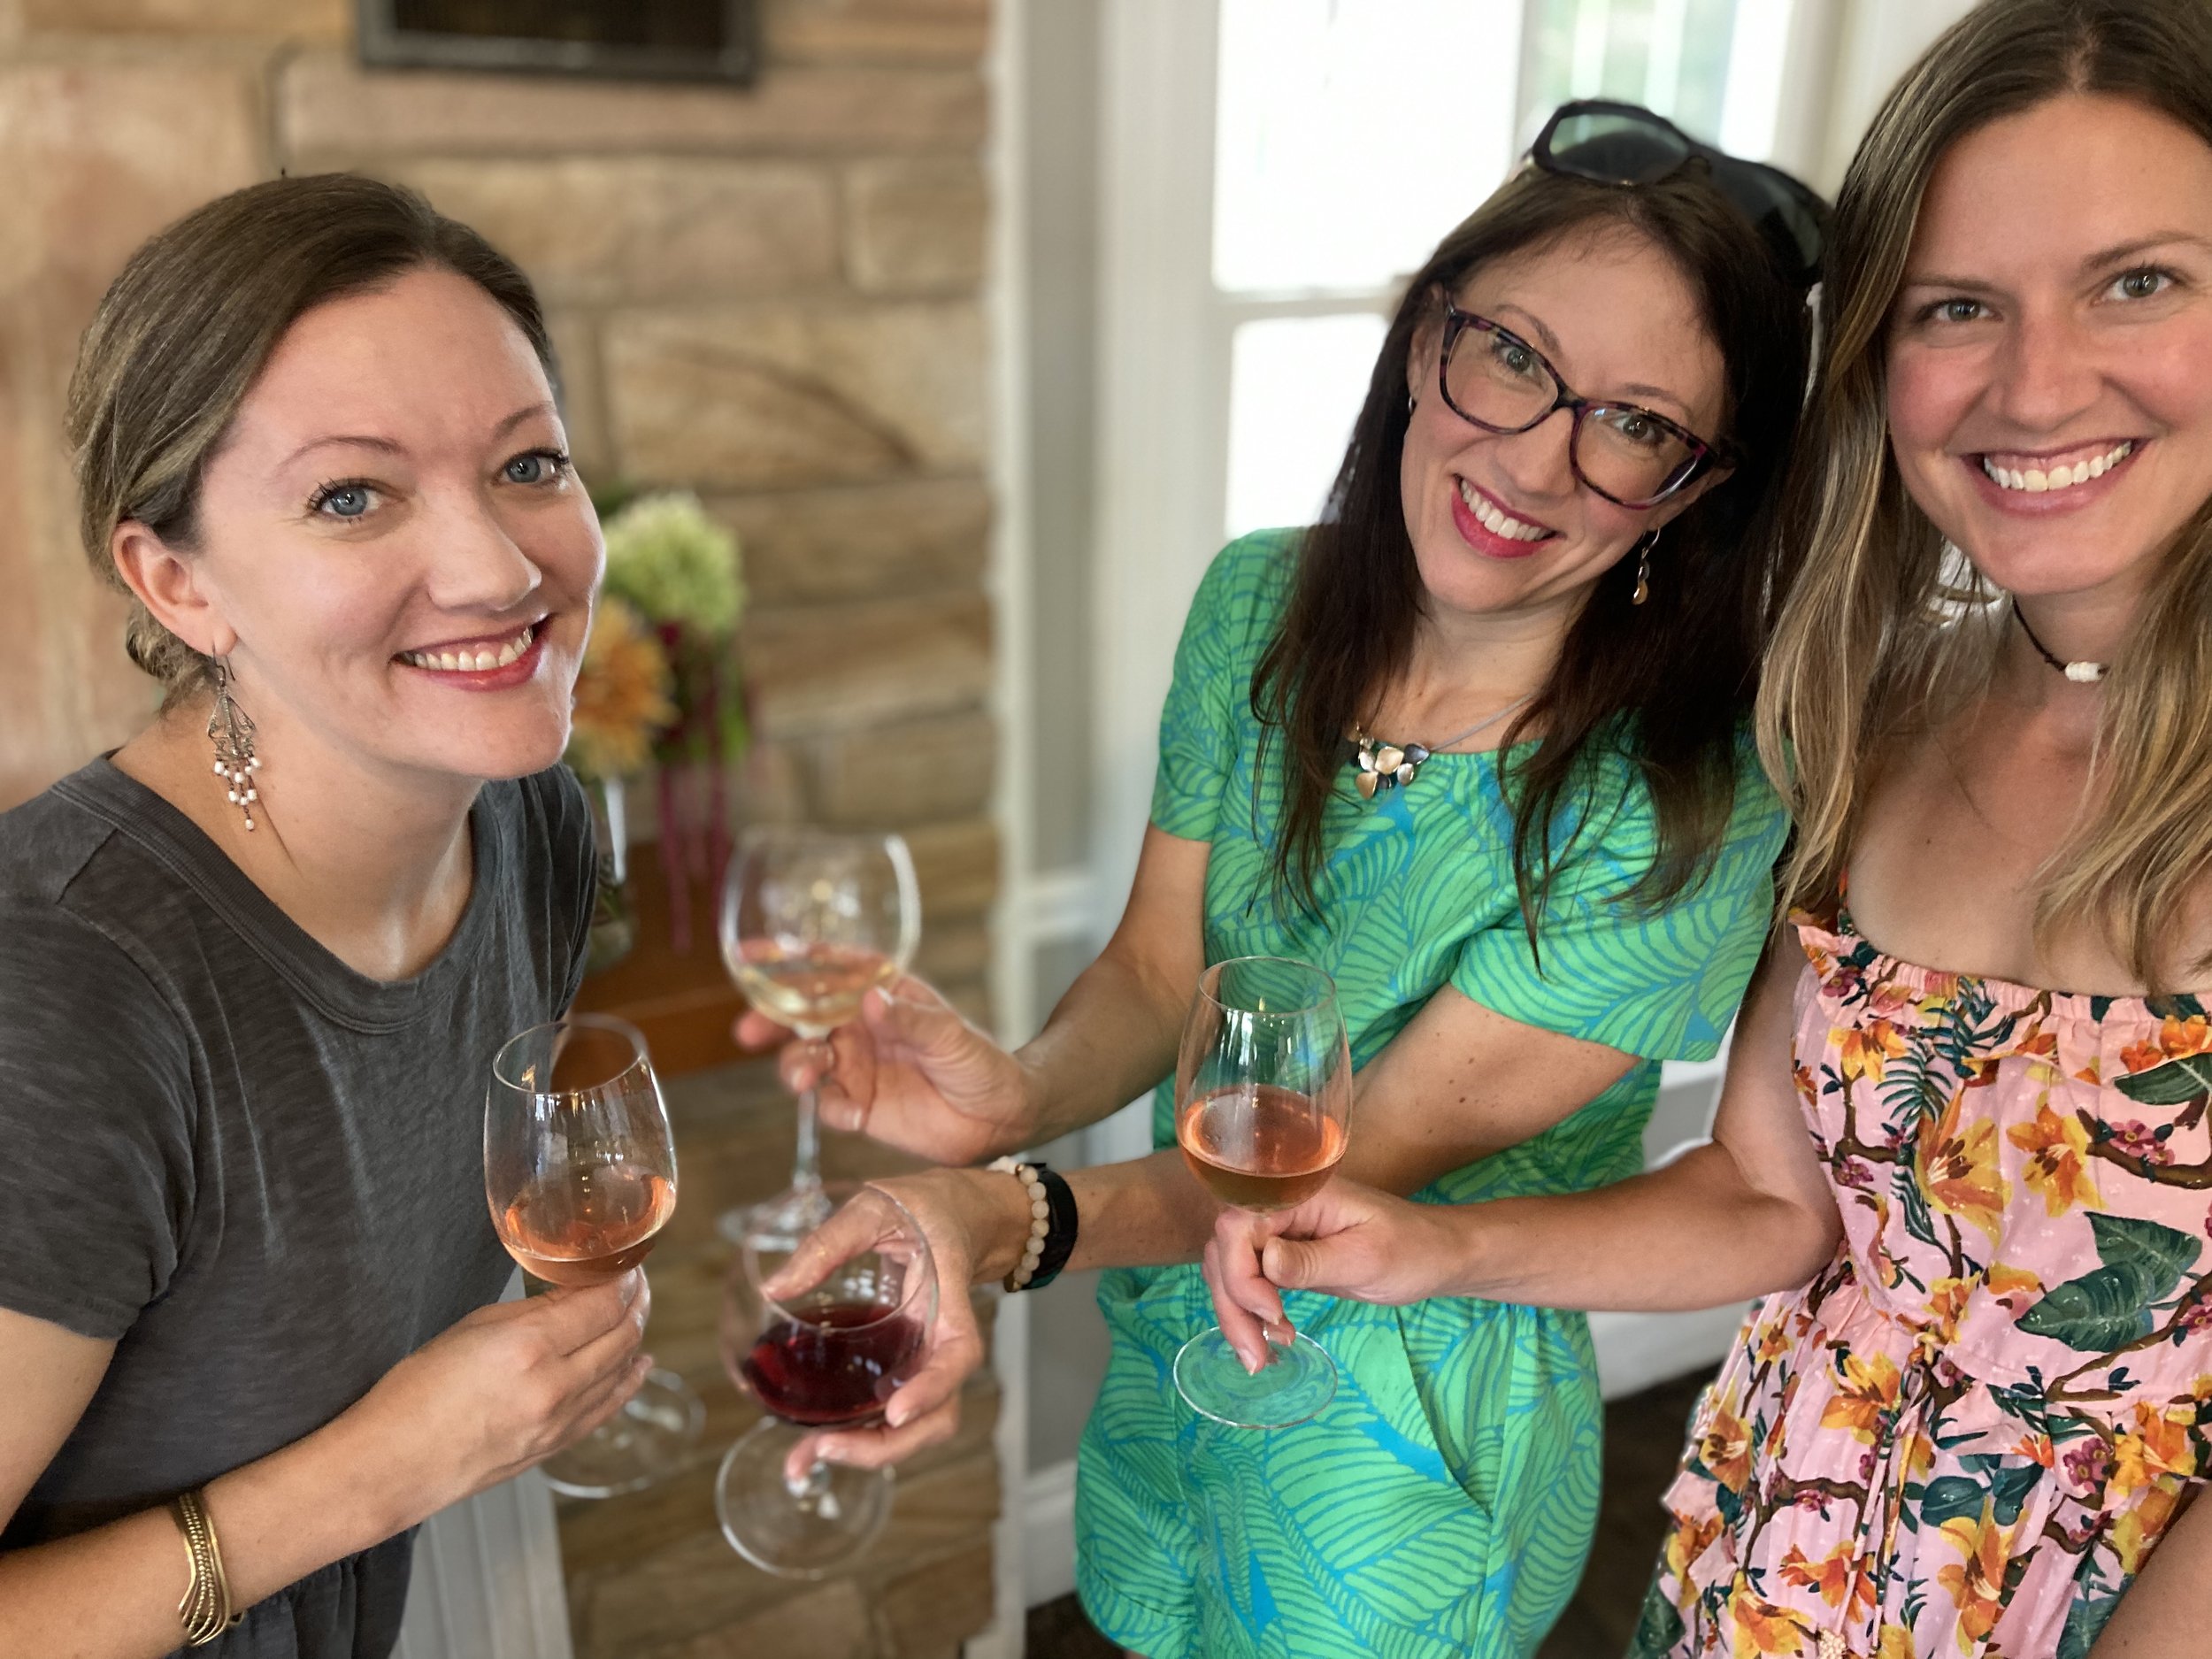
left=743, top=115, right=1820, bottom=1657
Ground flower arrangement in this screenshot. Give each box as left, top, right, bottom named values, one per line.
left=571, top=488, right=749, bottom=953
left=566, top=596, right=677, bottom=783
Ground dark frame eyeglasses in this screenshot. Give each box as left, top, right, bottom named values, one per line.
left=1435, top=302, right=1730, bottom=510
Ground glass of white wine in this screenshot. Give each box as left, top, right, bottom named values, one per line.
left=718, top=826, right=921, bottom=1248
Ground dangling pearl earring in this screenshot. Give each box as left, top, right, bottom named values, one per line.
left=208, top=657, right=262, bottom=830
left=1631, top=528, right=1660, bottom=607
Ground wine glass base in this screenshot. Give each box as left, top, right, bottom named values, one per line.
left=715, top=1419, right=894, bottom=1578
left=1172, top=1326, right=1337, bottom=1430
left=541, top=1370, right=706, bottom=1499
left=718, top=1184, right=837, bottom=1253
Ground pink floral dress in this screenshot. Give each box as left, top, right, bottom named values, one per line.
left=1634, top=907, right=2212, bottom=1659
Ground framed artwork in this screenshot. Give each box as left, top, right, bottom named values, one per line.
left=358, top=0, right=758, bottom=85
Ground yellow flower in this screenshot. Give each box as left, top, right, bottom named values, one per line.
left=1820, top=1349, right=1902, bottom=1445
left=1755, top=1318, right=1796, bottom=1366
left=1777, top=1541, right=1856, bottom=1607
left=1985, top=1262, right=2043, bottom=1307
left=1664, top=1512, right=1725, bottom=1585
left=1925, top=1277, right=1974, bottom=1340
left=2007, top=1102, right=2101, bottom=1217
left=1919, top=1086, right=2009, bottom=1248
left=1699, top=1401, right=1754, bottom=1494
left=1935, top=1510, right=2010, bottom=1647
left=1839, top=1019, right=1909, bottom=1083
left=2122, top=1016, right=2212, bottom=1077
left=2110, top=1403, right=2197, bottom=1500
left=1877, top=1626, right=1915, bottom=1659
left=565, top=598, right=676, bottom=780
left=2110, top=1484, right=2181, bottom=1576
left=1728, top=1584, right=1810, bottom=1656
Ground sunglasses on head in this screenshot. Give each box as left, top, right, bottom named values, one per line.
left=1530, top=99, right=1828, bottom=288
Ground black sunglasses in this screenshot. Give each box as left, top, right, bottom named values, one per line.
left=1531, top=99, right=1828, bottom=288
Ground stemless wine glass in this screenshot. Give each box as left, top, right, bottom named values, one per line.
left=717, top=1181, right=937, bottom=1578
left=486, top=1013, right=704, bottom=1497
left=718, top=826, right=922, bottom=1248
left=1171, top=955, right=1354, bottom=1429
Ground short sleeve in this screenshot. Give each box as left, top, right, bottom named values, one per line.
left=0, top=902, right=194, bottom=1340
left=1451, top=738, right=1789, bottom=1061
left=1149, top=532, right=1297, bottom=842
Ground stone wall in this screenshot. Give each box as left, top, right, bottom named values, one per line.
left=0, top=0, right=999, bottom=1018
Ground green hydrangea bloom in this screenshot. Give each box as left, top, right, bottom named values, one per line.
left=601, top=491, right=746, bottom=637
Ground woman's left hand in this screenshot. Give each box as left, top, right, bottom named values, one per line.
left=1203, top=1180, right=1467, bottom=1371
left=758, top=1166, right=1028, bottom=1480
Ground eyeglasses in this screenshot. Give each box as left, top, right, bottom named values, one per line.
left=1435, top=303, right=1727, bottom=510
left=1532, top=99, right=1827, bottom=289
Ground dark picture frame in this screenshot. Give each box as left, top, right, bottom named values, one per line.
left=358, top=0, right=759, bottom=86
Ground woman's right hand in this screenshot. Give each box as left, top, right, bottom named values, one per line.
left=735, top=977, right=1034, bottom=1165
left=344, top=1270, right=652, bottom=1520
left=757, top=1166, right=1027, bottom=1480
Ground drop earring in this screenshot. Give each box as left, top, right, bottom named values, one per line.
left=208, top=657, right=262, bottom=830
left=1630, top=528, right=1660, bottom=607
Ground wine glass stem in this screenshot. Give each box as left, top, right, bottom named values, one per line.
left=790, top=1084, right=824, bottom=1201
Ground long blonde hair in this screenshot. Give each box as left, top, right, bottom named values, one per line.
left=1758, top=0, right=2212, bottom=987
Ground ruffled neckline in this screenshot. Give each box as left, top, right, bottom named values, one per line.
left=1793, top=903, right=2208, bottom=1026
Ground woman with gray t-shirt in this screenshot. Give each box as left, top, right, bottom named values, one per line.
left=0, top=176, right=650, bottom=1658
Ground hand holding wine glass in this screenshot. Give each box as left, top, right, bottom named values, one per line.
left=485, top=1014, right=703, bottom=1496
left=719, top=826, right=922, bottom=1248
left=1202, top=1179, right=1453, bottom=1370
left=1171, top=956, right=1354, bottom=1429
left=717, top=1181, right=951, bottom=1578
left=734, top=973, right=1035, bottom=1166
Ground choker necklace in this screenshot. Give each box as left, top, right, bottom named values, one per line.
left=2011, top=598, right=2108, bottom=684
left=1346, top=695, right=1532, bottom=799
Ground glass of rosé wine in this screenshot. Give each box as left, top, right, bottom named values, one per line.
left=718, top=826, right=921, bottom=1250
left=717, top=1181, right=936, bottom=1577
left=486, top=1014, right=703, bottom=1497
left=1171, top=955, right=1352, bottom=1428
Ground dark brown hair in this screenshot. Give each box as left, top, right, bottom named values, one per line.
left=66, top=173, right=556, bottom=704
left=1761, top=0, right=2212, bottom=986
left=1255, top=164, right=1816, bottom=930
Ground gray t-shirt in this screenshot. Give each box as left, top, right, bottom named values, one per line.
left=0, top=758, right=596, bottom=1659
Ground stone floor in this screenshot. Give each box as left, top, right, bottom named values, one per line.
left=557, top=1058, right=1002, bottom=1659
left=1020, top=1369, right=1709, bottom=1659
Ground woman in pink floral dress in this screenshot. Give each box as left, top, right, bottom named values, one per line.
left=1203, top=3, right=2212, bottom=1653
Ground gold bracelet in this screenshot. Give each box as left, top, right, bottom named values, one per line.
left=169, top=1488, right=242, bottom=1647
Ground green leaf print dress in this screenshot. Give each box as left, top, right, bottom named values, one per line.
left=1071, top=532, right=1791, bottom=1659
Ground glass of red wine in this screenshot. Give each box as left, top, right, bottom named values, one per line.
left=717, top=1180, right=936, bottom=1578
left=718, top=826, right=921, bottom=1250
left=486, top=1014, right=704, bottom=1496
left=1172, top=955, right=1353, bottom=1429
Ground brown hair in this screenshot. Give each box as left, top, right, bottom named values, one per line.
left=65, top=172, right=556, bottom=704
left=1757, top=0, right=2212, bottom=986
left=1255, top=164, right=1816, bottom=930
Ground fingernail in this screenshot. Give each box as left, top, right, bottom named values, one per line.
left=885, top=1396, right=906, bottom=1427
left=1240, top=1346, right=1263, bottom=1376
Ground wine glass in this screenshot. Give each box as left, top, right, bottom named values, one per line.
left=1171, top=955, right=1353, bottom=1429
left=717, top=1181, right=937, bottom=1578
left=718, top=826, right=922, bottom=1249
left=486, top=1014, right=704, bottom=1496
